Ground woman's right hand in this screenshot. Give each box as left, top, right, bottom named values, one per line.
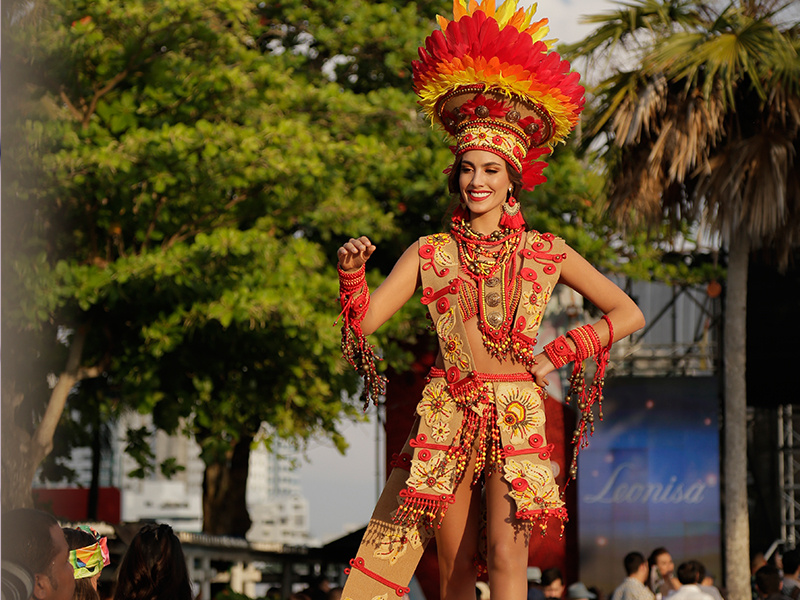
left=337, top=236, right=377, bottom=271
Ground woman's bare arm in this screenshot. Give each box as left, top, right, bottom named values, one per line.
left=527, top=243, right=645, bottom=386
left=337, top=237, right=421, bottom=335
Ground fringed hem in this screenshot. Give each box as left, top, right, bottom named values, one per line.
left=392, top=488, right=456, bottom=529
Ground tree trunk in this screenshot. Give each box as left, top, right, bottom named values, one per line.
left=1, top=327, right=100, bottom=510
left=202, top=434, right=254, bottom=536
left=723, top=232, right=750, bottom=598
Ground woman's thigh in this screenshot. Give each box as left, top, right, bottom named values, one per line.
left=484, top=468, right=530, bottom=568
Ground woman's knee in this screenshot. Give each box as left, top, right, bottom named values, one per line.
left=486, top=537, right=528, bottom=573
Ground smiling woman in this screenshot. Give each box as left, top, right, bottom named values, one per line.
left=332, top=1, right=645, bottom=599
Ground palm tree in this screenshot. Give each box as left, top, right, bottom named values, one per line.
left=565, top=0, right=800, bottom=596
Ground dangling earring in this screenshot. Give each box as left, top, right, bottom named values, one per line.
left=499, top=186, right=525, bottom=229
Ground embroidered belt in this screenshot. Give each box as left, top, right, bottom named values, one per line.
left=428, top=367, right=533, bottom=383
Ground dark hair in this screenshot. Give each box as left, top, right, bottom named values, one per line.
left=784, top=549, right=800, bottom=575
left=687, top=559, right=707, bottom=581
left=648, top=547, right=670, bottom=567
left=63, top=528, right=102, bottom=600
left=755, top=564, right=782, bottom=594
left=541, top=567, right=563, bottom=586
left=624, top=552, right=646, bottom=575
left=676, top=562, right=700, bottom=585
left=113, top=523, right=192, bottom=600
left=1, top=509, right=59, bottom=578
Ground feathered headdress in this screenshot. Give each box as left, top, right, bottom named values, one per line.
left=413, top=0, right=585, bottom=191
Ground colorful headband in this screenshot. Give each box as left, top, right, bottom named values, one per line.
left=68, top=528, right=110, bottom=580
left=412, top=0, right=585, bottom=190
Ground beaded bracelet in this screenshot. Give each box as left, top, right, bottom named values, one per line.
left=338, top=264, right=367, bottom=290
left=567, top=324, right=602, bottom=361
left=543, top=335, right=573, bottom=369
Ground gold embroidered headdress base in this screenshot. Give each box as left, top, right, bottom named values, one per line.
left=413, top=0, right=585, bottom=190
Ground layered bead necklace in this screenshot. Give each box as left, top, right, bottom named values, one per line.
left=451, top=216, right=524, bottom=359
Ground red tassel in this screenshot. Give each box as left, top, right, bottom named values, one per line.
left=499, top=209, right=526, bottom=229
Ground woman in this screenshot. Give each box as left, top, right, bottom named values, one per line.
left=336, top=2, right=645, bottom=600
left=113, top=523, right=193, bottom=600
left=63, top=526, right=110, bottom=600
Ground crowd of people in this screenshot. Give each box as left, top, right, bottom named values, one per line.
left=517, top=546, right=800, bottom=600
left=1, top=508, right=193, bottom=600
left=5, top=508, right=800, bottom=600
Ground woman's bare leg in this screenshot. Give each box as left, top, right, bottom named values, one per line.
left=485, top=468, right=530, bottom=600
left=436, top=449, right=481, bottom=600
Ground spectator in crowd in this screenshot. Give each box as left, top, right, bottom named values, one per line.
left=542, top=568, right=565, bottom=599
left=527, top=567, right=546, bottom=600
left=667, top=562, right=715, bottom=600
left=112, top=523, right=192, bottom=600
left=782, top=549, right=800, bottom=600
left=649, top=548, right=679, bottom=599
left=301, top=576, right=330, bottom=600
left=686, top=560, right=723, bottom=600
left=611, top=551, right=654, bottom=600
left=1, top=508, right=75, bottom=600
left=568, top=582, right=597, bottom=600
left=63, top=527, right=109, bottom=600
left=755, top=565, right=791, bottom=600
left=326, top=586, right=344, bottom=600
left=753, top=553, right=770, bottom=600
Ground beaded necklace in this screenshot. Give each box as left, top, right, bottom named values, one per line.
left=451, top=217, right=524, bottom=359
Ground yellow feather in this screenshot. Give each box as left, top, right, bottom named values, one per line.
left=495, top=0, right=516, bottom=26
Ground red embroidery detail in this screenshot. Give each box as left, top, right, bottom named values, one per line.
left=410, top=433, right=452, bottom=455
left=344, top=557, right=411, bottom=597
left=421, top=279, right=461, bottom=313
left=446, top=366, right=461, bottom=383
left=501, top=434, right=555, bottom=460
left=419, top=244, right=450, bottom=278
left=515, top=316, right=527, bottom=332
left=512, top=477, right=529, bottom=491
left=390, top=452, right=412, bottom=470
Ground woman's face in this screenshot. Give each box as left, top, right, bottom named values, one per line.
left=458, top=149, right=512, bottom=221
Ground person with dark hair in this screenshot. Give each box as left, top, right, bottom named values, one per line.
left=62, top=527, right=110, bottom=600
left=1, top=508, right=75, bottom=600
left=755, top=565, right=791, bottom=600
left=334, top=4, right=644, bottom=600
left=112, top=523, right=192, bottom=600
left=611, top=552, right=653, bottom=600
left=542, top=568, right=565, bottom=600
left=648, top=548, right=678, bottom=599
left=782, top=549, right=800, bottom=600
left=686, top=560, right=723, bottom=600
left=665, top=562, right=714, bottom=600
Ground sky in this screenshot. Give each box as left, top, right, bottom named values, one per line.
left=297, top=0, right=619, bottom=544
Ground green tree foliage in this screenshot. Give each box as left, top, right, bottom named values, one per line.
left=3, top=0, right=695, bottom=534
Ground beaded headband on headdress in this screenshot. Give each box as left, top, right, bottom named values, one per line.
left=412, top=0, right=585, bottom=190
left=68, top=527, right=110, bottom=580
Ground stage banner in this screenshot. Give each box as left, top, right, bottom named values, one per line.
left=577, top=376, right=721, bottom=593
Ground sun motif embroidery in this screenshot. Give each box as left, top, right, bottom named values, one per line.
left=496, top=385, right=544, bottom=442
left=417, top=381, right=455, bottom=426
left=521, top=284, right=550, bottom=331
left=430, top=421, right=451, bottom=443
left=427, top=233, right=450, bottom=247
left=374, top=527, right=428, bottom=564
left=503, top=459, right=561, bottom=513
left=407, top=451, right=454, bottom=494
